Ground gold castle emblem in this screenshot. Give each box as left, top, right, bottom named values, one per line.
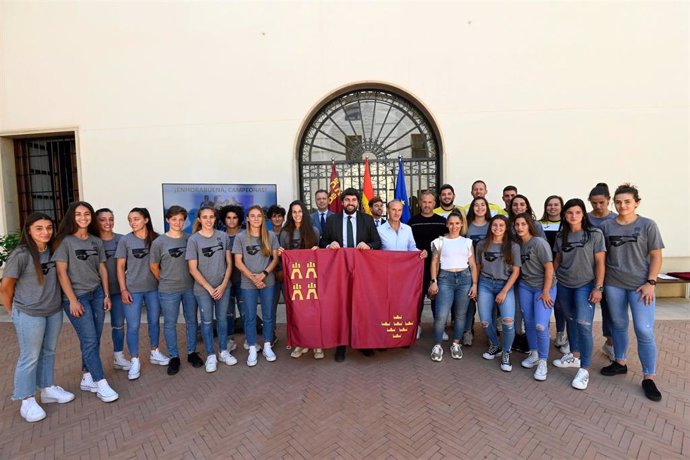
left=380, top=314, right=415, bottom=339
left=290, top=261, right=318, bottom=301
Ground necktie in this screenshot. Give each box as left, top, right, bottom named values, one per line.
left=320, top=213, right=326, bottom=230
left=347, top=216, right=355, bottom=248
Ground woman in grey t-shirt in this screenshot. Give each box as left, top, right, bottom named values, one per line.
left=96, top=208, right=129, bottom=372
left=464, top=197, right=491, bottom=346
left=52, top=201, right=118, bottom=403
left=116, top=207, right=165, bottom=381
left=0, top=213, right=75, bottom=422
left=233, top=205, right=280, bottom=367
left=599, top=184, right=664, bottom=402
left=279, top=200, right=322, bottom=359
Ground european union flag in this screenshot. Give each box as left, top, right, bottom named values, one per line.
left=394, top=158, right=412, bottom=223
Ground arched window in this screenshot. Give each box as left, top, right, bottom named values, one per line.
left=298, top=85, right=441, bottom=213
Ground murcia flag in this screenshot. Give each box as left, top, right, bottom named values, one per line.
left=350, top=250, right=423, bottom=348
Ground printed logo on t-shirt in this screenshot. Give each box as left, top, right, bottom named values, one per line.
left=483, top=251, right=502, bottom=262
left=520, top=248, right=533, bottom=263
left=75, top=249, right=99, bottom=260
left=562, top=240, right=586, bottom=253
left=469, top=234, right=486, bottom=244
left=105, top=249, right=116, bottom=259
left=41, top=261, right=56, bottom=275
left=246, top=245, right=261, bottom=256
left=202, top=244, right=223, bottom=257
left=609, top=228, right=640, bottom=247
left=168, top=247, right=185, bottom=258
left=132, top=248, right=150, bottom=259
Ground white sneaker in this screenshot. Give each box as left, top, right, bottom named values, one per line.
left=554, top=331, right=567, bottom=347
left=205, top=354, right=218, bottom=373
left=559, top=342, right=571, bottom=354
left=20, top=397, right=46, bottom=422
left=462, top=331, right=473, bottom=346
left=263, top=343, right=277, bottom=362
left=41, top=385, right=75, bottom=404
left=500, top=352, right=512, bottom=372
left=534, top=359, right=548, bottom=381
left=442, top=331, right=449, bottom=341
left=430, top=344, right=443, bottom=362
left=219, top=350, right=238, bottom=366
left=572, top=368, right=590, bottom=390
left=602, top=342, right=615, bottom=361
left=113, top=351, right=131, bottom=370
left=227, top=338, right=238, bottom=353
left=96, top=379, right=119, bottom=403
left=80, top=373, right=98, bottom=393
left=290, top=346, right=309, bottom=358
left=313, top=348, right=324, bottom=359
left=243, top=340, right=262, bottom=351
left=150, top=348, right=170, bottom=366
left=247, top=346, right=258, bottom=367
left=521, top=350, right=539, bottom=369
left=128, top=357, right=141, bottom=380
left=553, top=353, right=580, bottom=368
left=416, top=325, right=422, bottom=340
left=450, top=342, right=463, bottom=359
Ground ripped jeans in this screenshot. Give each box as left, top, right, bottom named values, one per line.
left=518, top=283, right=557, bottom=360
left=605, top=285, right=657, bottom=375
left=557, top=282, right=595, bottom=368
left=477, top=277, right=515, bottom=353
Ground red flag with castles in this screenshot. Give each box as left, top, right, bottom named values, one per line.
left=283, top=249, right=423, bottom=349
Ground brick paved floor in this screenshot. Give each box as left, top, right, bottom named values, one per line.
left=0, top=321, right=688, bottom=459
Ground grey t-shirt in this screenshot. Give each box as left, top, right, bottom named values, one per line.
left=186, top=230, right=231, bottom=295
left=102, top=234, right=122, bottom=295
left=233, top=232, right=279, bottom=289
left=588, top=212, right=617, bottom=229
left=279, top=226, right=321, bottom=249
left=52, top=234, right=106, bottom=296
left=466, top=222, right=488, bottom=247
left=115, top=233, right=159, bottom=293
left=475, top=241, right=521, bottom=281
left=4, top=247, right=61, bottom=316
left=554, top=229, right=606, bottom=288
left=150, top=233, right=194, bottom=293
left=600, top=216, right=664, bottom=290
left=519, top=237, right=556, bottom=289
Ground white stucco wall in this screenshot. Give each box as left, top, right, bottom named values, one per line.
left=1, top=1, right=688, bottom=267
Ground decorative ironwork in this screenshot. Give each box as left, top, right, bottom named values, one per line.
left=14, top=135, right=79, bottom=226
left=299, top=88, right=440, bottom=214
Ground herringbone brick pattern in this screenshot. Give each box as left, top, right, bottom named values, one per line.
left=0, top=320, right=687, bottom=459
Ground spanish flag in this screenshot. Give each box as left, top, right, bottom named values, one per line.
left=360, top=158, right=375, bottom=215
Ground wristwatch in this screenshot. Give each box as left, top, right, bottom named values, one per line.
left=595, top=285, right=604, bottom=292
left=430, top=279, right=437, bottom=284
left=647, top=279, right=657, bottom=286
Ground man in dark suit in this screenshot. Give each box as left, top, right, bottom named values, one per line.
left=310, top=189, right=334, bottom=235
left=319, top=187, right=381, bottom=362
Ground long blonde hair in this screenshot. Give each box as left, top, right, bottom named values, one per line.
left=246, top=205, right=273, bottom=257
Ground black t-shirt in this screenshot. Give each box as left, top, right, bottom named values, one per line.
left=408, top=213, right=447, bottom=267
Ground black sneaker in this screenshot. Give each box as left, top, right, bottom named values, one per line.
left=512, top=334, right=528, bottom=354
left=642, top=379, right=662, bottom=402
left=601, top=361, right=628, bottom=376
left=187, top=352, right=204, bottom=368
left=482, top=344, right=501, bottom=360
left=167, top=357, right=180, bottom=375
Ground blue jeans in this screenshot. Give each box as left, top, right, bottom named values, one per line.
left=553, top=297, right=566, bottom=333
left=477, top=277, right=516, bottom=353
left=242, top=285, right=275, bottom=345
left=605, top=285, right=657, bottom=375
left=12, top=308, right=63, bottom=400
left=519, top=283, right=557, bottom=360
left=159, top=289, right=198, bottom=358
left=124, top=290, right=161, bottom=356
left=434, top=269, right=472, bottom=343
left=110, top=293, right=124, bottom=353
left=63, top=286, right=106, bottom=381
left=196, top=289, right=230, bottom=355
left=227, top=283, right=243, bottom=336
left=558, top=282, right=595, bottom=368
left=464, top=299, right=476, bottom=333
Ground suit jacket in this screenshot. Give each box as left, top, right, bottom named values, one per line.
left=311, top=210, right=334, bottom=234
left=319, top=211, right=382, bottom=249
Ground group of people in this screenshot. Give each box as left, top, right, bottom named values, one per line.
left=0, top=179, right=664, bottom=424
